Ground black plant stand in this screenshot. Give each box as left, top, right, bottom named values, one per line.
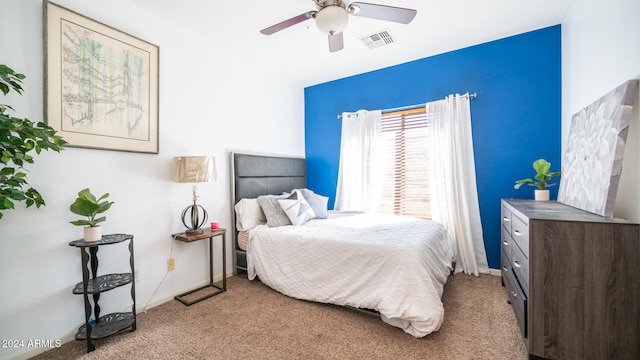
left=69, top=234, right=136, bottom=353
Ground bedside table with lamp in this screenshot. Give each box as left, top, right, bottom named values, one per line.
left=172, top=156, right=227, bottom=306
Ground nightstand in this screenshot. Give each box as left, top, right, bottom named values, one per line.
left=172, top=228, right=226, bottom=306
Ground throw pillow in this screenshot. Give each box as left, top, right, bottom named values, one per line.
left=257, top=194, right=291, bottom=227
left=278, top=190, right=316, bottom=226
left=300, top=188, right=329, bottom=219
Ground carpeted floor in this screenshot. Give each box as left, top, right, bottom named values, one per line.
left=32, top=273, right=527, bottom=359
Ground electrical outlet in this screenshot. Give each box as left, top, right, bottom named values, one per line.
left=167, top=258, right=175, bottom=271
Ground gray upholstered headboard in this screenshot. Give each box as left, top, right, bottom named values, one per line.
left=230, top=152, right=306, bottom=274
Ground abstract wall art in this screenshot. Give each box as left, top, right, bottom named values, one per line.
left=558, top=79, right=638, bottom=217
left=45, top=1, right=159, bottom=153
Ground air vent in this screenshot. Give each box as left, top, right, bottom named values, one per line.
left=360, top=29, right=395, bottom=49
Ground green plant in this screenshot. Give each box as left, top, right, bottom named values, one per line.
left=70, top=188, right=114, bottom=227
left=514, top=159, right=562, bottom=190
left=0, top=64, right=66, bottom=219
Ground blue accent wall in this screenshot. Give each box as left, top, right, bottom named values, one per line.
left=304, top=25, right=561, bottom=269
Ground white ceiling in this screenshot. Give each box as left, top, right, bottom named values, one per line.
left=129, top=0, right=576, bottom=87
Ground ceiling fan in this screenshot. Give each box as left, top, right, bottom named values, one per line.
left=260, top=0, right=417, bottom=53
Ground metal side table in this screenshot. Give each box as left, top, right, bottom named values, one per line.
left=172, top=228, right=226, bottom=306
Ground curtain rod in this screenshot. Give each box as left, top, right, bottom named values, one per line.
left=337, top=92, right=477, bottom=119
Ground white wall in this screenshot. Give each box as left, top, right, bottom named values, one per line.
left=562, top=0, right=640, bottom=221
left=0, top=0, right=304, bottom=359
left=2, top=0, right=638, bottom=358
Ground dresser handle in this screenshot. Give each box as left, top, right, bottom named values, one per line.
left=511, top=290, right=518, bottom=299
left=502, top=266, right=508, bottom=272
left=514, top=230, right=521, bottom=236
left=513, top=260, right=522, bottom=268
left=503, top=217, right=510, bottom=222
left=503, top=240, right=509, bottom=246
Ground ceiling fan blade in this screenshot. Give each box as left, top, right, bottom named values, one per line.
left=349, top=2, right=417, bottom=24
left=260, top=11, right=316, bottom=35
left=328, top=32, right=344, bottom=52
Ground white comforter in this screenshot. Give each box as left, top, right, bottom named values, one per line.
left=247, top=211, right=456, bottom=337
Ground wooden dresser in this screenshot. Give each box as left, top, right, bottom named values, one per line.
left=501, top=199, right=640, bottom=360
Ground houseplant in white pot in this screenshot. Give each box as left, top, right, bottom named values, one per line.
left=514, top=159, right=562, bottom=201
left=70, top=188, right=114, bottom=241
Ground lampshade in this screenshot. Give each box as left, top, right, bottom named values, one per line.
left=315, top=5, right=349, bottom=35
left=173, top=156, right=216, bottom=183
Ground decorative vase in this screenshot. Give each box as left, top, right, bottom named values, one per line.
left=535, top=189, right=550, bottom=201
left=84, top=226, right=102, bottom=242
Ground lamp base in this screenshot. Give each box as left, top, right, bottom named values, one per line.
left=185, top=228, right=204, bottom=235
left=181, top=202, right=208, bottom=235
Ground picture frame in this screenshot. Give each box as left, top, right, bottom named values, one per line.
left=558, top=79, right=638, bottom=216
left=44, top=1, right=159, bottom=153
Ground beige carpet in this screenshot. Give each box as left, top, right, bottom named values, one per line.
left=32, top=274, right=527, bottom=360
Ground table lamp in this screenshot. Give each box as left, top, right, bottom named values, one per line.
left=173, top=156, right=216, bottom=234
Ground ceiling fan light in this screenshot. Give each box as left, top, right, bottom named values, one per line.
left=315, top=5, right=349, bottom=35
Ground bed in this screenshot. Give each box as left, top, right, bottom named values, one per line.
left=230, top=152, right=456, bottom=337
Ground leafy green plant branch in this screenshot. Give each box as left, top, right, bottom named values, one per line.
left=514, top=158, right=562, bottom=190
left=0, top=64, right=67, bottom=219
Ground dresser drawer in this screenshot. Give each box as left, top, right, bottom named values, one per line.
left=501, top=226, right=513, bottom=262
left=501, top=205, right=512, bottom=234
left=511, top=244, right=529, bottom=295
left=505, top=268, right=528, bottom=339
left=511, top=215, right=529, bottom=258
left=501, top=248, right=511, bottom=279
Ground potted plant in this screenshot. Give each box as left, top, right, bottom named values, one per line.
left=514, top=158, right=562, bottom=201
left=70, top=188, right=114, bottom=241
left=0, top=64, right=66, bottom=220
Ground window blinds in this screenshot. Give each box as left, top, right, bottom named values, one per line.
left=378, top=108, right=432, bottom=219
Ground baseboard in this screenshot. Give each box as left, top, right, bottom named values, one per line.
left=488, top=268, right=501, bottom=277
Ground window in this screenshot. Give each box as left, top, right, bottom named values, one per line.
left=377, top=107, right=431, bottom=219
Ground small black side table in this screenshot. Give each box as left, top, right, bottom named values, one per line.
left=172, top=228, right=227, bottom=306
left=69, top=234, right=136, bottom=353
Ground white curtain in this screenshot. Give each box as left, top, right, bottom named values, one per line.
left=427, top=94, right=489, bottom=276
left=334, top=109, right=382, bottom=211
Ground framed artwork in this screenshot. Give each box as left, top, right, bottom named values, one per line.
left=44, top=1, right=159, bottom=153
left=558, top=79, right=638, bottom=217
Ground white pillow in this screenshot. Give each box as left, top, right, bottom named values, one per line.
left=234, top=198, right=266, bottom=231
left=299, top=188, right=329, bottom=219
left=278, top=189, right=316, bottom=226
